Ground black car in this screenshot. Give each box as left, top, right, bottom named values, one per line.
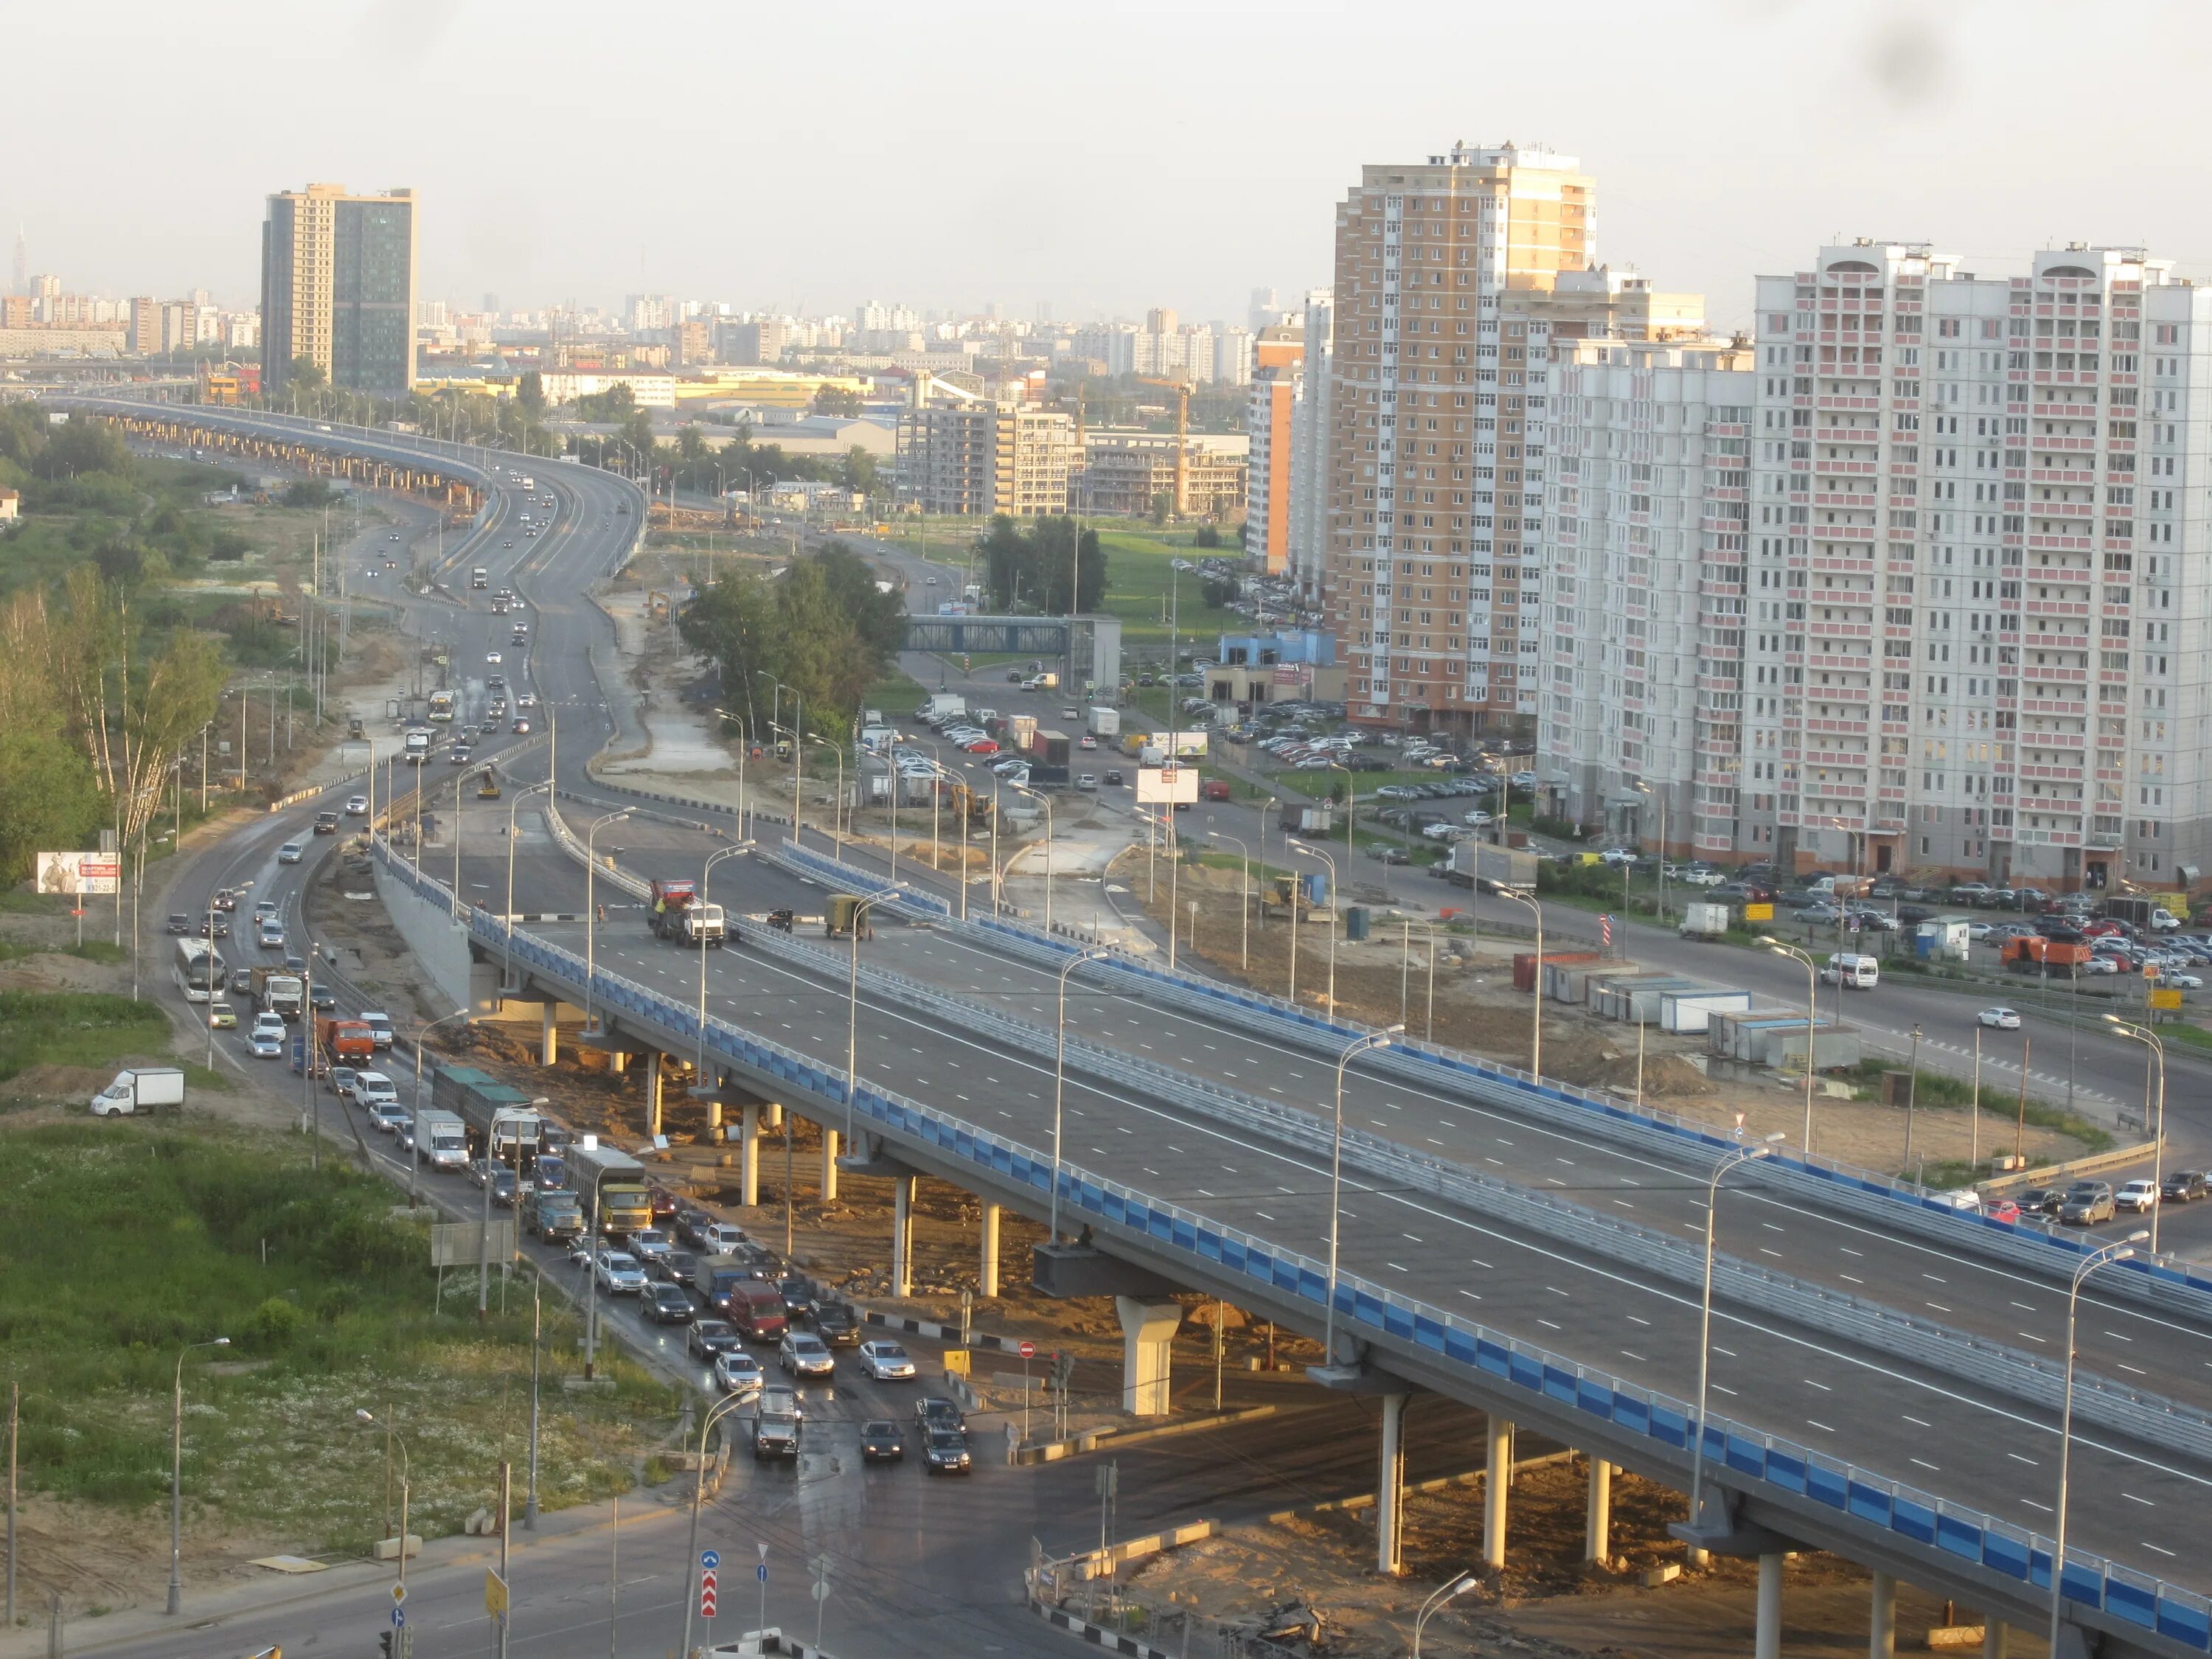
left=2016, top=1187, right=2064, bottom=1216
left=2161, top=1170, right=2208, bottom=1203
left=1896, top=905, right=1936, bottom=927
left=167, top=913, right=191, bottom=936
left=490, top=1169, right=519, bottom=1207
left=658, top=1250, right=701, bottom=1286
left=310, top=984, right=337, bottom=1012
left=313, top=812, right=339, bottom=835
left=809, top=1299, right=861, bottom=1346
left=1104, top=769, right=1125, bottom=787
left=860, top=1420, right=905, bottom=1464
left=644, top=1283, right=695, bottom=1324
left=922, top=1428, right=973, bottom=1475
left=674, top=1206, right=717, bottom=1248
left=687, top=1319, right=742, bottom=1361
left=914, top=1396, right=967, bottom=1436
left=778, top=1275, right=816, bottom=1318
left=198, top=917, right=231, bottom=939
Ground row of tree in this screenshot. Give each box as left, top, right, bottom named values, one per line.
left=675, top=543, right=905, bottom=745
left=978, top=515, right=1107, bottom=614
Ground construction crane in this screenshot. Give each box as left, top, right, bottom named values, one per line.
left=1136, top=376, right=1194, bottom=517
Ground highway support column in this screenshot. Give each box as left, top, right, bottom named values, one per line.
left=978, top=1203, right=1001, bottom=1298
left=1982, top=1622, right=2007, bottom=1659
left=764, top=1100, right=782, bottom=1130
left=1115, top=1298, right=1180, bottom=1417
left=819, top=1127, right=839, bottom=1201
left=1483, top=1415, right=1512, bottom=1573
left=1377, top=1392, right=1408, bottom=1576
left=739, top=1102, right=760, bottom=1208
left=540, top=1003, right=557, bottom=1065
left=1585, top=1458, right=1612, bottom=1565
left=891, top=1175, right=914, bottom=1298
left=610, top=1049, right=627, bottom=1077
left=1868, top=1573, right=1896, bottom=1659
left=1755, top=1554, right=1784, bottom=1659
left=644, top=1051, right=663, bottom=1138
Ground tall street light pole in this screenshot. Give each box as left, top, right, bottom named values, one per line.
left=1323, top=1026, right=1403, bottom=1365
left=1687, top=1135, right=1784, bottom=1545
left=1204, top=829, right=1251, bottom=970
left=2104, top=1016, right=2166, bottom=1251
left=408, top=1009, right=471, bottom=1211
left=681, top=1391, right=752, bottom=1659
left=2048, top=1234, right=2146, bottom=1659
left=1011, top=783, right=1056, bottom=934
left=1293, top=842, right=1339, bottom=1015
left=1413, top=1573, right=1481, bottom=1659
left=167, top=1336, right=231, bottom=1615
left=1050, top=949, right=1110, bottom=1242
left=1762, top=938, right=1820, bottom=1154
left=355, top=1410, right=413, bottom=1587
left=698, top=844, right=751, bottom=1079
left=844, top=891, right=898, bottom=1145
left=1500, top=887, right=1543, bottom=1081
left=583, top=810, right=630, bottom=1037
left=504, top=779, right=553, bottom=988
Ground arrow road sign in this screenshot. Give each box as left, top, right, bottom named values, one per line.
left=757, top=1562, right=770, bottom=1583
left=701, top=1548, right=720, bottom=1571
left=391, top=1607, right=406, bottom=1629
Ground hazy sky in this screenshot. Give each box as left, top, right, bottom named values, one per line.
left=10, top=0, right=2212, bottom=330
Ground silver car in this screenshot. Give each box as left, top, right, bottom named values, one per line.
left=594, top=1251, right=647, bottom=1295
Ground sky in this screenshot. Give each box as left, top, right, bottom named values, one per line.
left=10, top=0, right=2212, bottom=330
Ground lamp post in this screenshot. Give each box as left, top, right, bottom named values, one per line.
left=408, top=1009, right=471, bottom=1211
left=1322, top=1026, right=1402, bottom=1364
left=681, top=1391, right=754, bottom=1659
left=1396, top=918, right=1442, bottom=1040
left=2048, top=1234, right=2147, bottom=1659
left=1203, top=829, right=1252, bottom=970
left=1413, top=1573, right=1481, bottom=1659
left=1762, top=939, right=1820, bottom=1155
left=1633, top=779, right=1669, bottom=924
left=1500, top=886, right=1543, bottom=1081
left=1293, top=842, right=1339, bottom=1015
left=583, top=810, right=630, bottom=1037
left=845, top=891, right=899, bottom=1143
left=1010, top=782, right=1055, bottom=933
left=1051, top=949, right=1110, bottom=1242
left=804, top=734, right=845, bottom=851
left=166, top=1336, right=231, bottom=1615
left=1687, top=1135, right=1786, bottom=1546
left=354, top=1410, right=413, bottom=1587
left=2104, top=1017, right=2166, bottom=1252
left=698, top=844, right=750, bottom=1080
left=504, top=779, right=553, bottom=984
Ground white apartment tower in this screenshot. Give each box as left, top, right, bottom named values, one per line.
left=1738, top=241, right=2212, bottom=891
left=1324, top=142, right=1597, bottom=732
left=1539, top=340, right=1755, bottom=851
left=1287, top=290, right=1336, bottom=599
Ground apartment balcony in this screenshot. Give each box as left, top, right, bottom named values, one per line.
left=2024, top=598, right=2090, bottom=617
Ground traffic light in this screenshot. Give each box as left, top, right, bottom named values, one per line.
left=378, top=1635, right=394, bottom=1659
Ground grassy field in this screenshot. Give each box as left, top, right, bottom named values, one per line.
left=0, top=990, right=229, bottom=1100
left=0, top=1116, right=678, bottom=1552
left=1095, top=529, right=1241, bottom=651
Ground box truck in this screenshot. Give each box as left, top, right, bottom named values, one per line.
left=1450, top=842, right=1539, bottom=894
left=570, top=1140, right=653, bottom=1238
left=89, top=1067, right=185, bottom=1117
left=1678, top=901, right=1733, bottom=942
left=1088, top=707, right=1121, bottom=738
left=411, top=1108, right=470, bottom=1172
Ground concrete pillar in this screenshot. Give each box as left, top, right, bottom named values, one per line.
left=891, top=1175, right=915, bottom=1298
left=764, top=1100, right=783, bottom=1130
left=1377, top=1392, right=1408, bottom=1577
left=978, top=1203, right=1001, bottom=1298
left=739, top=1102, right=760, bottom=1208
left=1482, top=1415, right=1512, bottom=1572
left=1114, top=1298, right=1180, bottom=1417
left=540, top=1002, right=558, bottom=1065
left=610, top=1048, right=627, bottom=1077
left=1755, top=1553, right=1784, bottom=1659
left=819, top=1127, right=839, bottom=1201
left=1981, top=1624, right=2007, bottom=1659
left=1869, top=1573, right=1896, bottom=1659
left=1584, top=1458, right=1612, bottom=1565
left=706, top=1077, right=725, bottom=1133
left=644, top=1051, right=663, bottom=1138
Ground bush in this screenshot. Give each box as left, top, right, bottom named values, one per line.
left=246, top=1295, right=302, bottom=1348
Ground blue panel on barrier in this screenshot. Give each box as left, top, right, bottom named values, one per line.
left=1297, top=1265, right=1326, bottom=1304
left=1575, top=1379, right=1612, bottom=1419
left=1220, top=1238, right=1247, bottom=1273
left=1444, top=1330, right=1480, bottom=1368
left=1806, top=1464, right=1848, bottom=1510
left=1382, top=1302, right=1413, bottom=1340
left=1725, top=1435, right=1764, bottom=1478
left=1170, top=1219, right=1195, bottom=1252
left=2026, top=1548, right=2053, bottom=1592
left=1646, top=1402, right=1685, bottom=1449
left=1413, top=1313, right=1446, bottom=1353
left=1541, top=1365, right=1576, bottom=1406
left=2157, top=1597, right=2211, bottom=1649
left=1893, top=1497, right=1936, bottom=1545
left=1353, top=1288, right=1384, bottom=1328
left=2059, top=1562, right=2104, bottom=1611
left=1614, top=1396, right=1651, bottom=1438
left=1934, top=1514, right=1981, bottom=1562
left=1508, top=1353, right=1541, bottom=1393
left=1766, top=1450, right=1806, bottom=1495
left=1846, top=1483, right=1892, bottom=1527
left=2106, top=1582, right=2155, bottom=1631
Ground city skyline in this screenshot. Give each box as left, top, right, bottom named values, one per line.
left=8, top=1, right=2212, bottom=321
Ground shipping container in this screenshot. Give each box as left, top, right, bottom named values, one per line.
left=1659, top=989, right=1754, bottom=1034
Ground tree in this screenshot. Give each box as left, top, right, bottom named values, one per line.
left=842, top=445, right=880, bottom=497
left=287, top=356, right=327, bottom=392
left=39, top=416, right=135, bottom=481
left=813, top=385, right=863, bottom=417
left=516, top=371, right=546, bottom=418
left=977, top=517, right=1105, bottom=613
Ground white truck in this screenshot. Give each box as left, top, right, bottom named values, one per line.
left=411, top=1107, right=470, bottom=1172
left=1088, top=707, right=1121, bottom=738
left=921, top=692, right=967, bottom=723
left=403, top=728, right=431, bottom=765
left=1678, top=901, right=1733, bottom=942
left=90, top=1067, right=185, bottom=1117
left=1449, top=841, right=1538, bottom=894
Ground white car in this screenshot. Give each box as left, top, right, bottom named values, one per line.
left=487, top=650, right=502, bottom=664
left=627, top=1227, right=672, bottom=1264
left=1978, top=1007, right=2022, bottom=1030
left=1599, top=847, right=1638, bottom=866
left=714, top=1349, right=765, bottom=1397
left=277, top=841, right=304, bottom=865
left=594, top=1251, right=647, bottom=1295
left=2164, top=972, right=2204, bottom=990
left=2117, top=1180, right=2161, bottom=1214
left=1462, top=810, right=1492, bottom=828
left=857, top=1340, right=917, bottom=1382
left=699, top=1222, right=746, bottom=1256
left=351, top=1071, right=398, bottom=1110
left=345, top=794, right=369, bottom=815
left=248, top=1028, right=284, bottom=1059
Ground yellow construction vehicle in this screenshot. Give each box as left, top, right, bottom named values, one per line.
left=947, top=782, right=995, bottom=826
left=476, top=770, right=501, bottom=799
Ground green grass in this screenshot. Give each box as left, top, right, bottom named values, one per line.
left=1839, top=1058, right=2115, bottom=1161
left=1096, top=530, right=1242, bottom=648
left=0, top=1118, right=677, bottom=1551
left=0, top=990, right=231, bottom=1101
left=0, top=939, right=127, bottom=966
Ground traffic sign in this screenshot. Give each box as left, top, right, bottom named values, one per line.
left=484, top=1568, right=508, bottom=1618
left=701, top=1548, right=720, bottom=1570
left=392, top=1582, right=408, bottom=1605
left=1018, top=1340, right=1036, bottom=1359
left=757, top=1562, right=770, bottom=1583
left=700, top=1568, right=719, bottom=1617
left=391, top=1607, right=406, bottom=1629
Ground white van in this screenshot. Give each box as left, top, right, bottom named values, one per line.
left=1821, top=952, right=1880, bottom=990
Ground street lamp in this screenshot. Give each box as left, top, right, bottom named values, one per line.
left=1499, top=886, right=1543, bottom=1081
left=583, top=810, right=630, bottom=1037
left=1292, top=841, right=1339, bottom=1015
left=681, top=1391, right=754, bottom=1659
left=1203, top=828, right=1252, bottom=970
left=354, top=1409, right=414, bottom=1587
left=1050, top=948, right=1111, bottom=1242
left=1413, top=1572, right=1481, bottom=1659
left=698, top=843, right=751, bottom=1081
left=2048, top=1233, right=2146, bottom=1659
left=408, top=1009, right=471, bottom=1211
left=1396, top=917, right=1444, bottom=1041
left=1009, top=782, right=1055, bottom=934
left=166, top=1336, right=231, bottom=1615
left=2104, top=1017, right=2166, bottom=1251
left=844, top=891, right=900, bottom=1143
left=1686, top=1134, right=1786, bottom=1548
left=1323, top=1026, right=1403, bottom=1365
left=1632, top=779, right=1669, bottom=925
left=804, top=733, right=845, bottom=851
left=1761, top=939, right=1820, bottom=1155
left=504, top=779, right=554, bottom=985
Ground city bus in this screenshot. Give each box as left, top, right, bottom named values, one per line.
left=173, top=937, right=226, bottom=1003
left=428, top=689, right=456, bottom=723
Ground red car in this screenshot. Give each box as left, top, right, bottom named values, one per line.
left=964, top=738, right=999, bottom=754
left=2082, top=920, right=2127, bottom=939
left=1983, top=1198, right=2022, bottom=1225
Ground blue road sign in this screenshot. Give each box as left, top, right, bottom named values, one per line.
left=757, top=1562, right=769, bottom=1584
left=702, top=1548, right=720, bottom=1570
left=392, top=1607, right=406, bottom=1629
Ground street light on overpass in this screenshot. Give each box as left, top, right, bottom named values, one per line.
left=845, top=890, right=900, bottom=1146
left=1009, top=782, right=1055, bottom=935
left=697, top=843, right=752, bottom=1084
left=1687, top=1133, right=1785, bottom=1552
left=1324, top=1026, right=1402, bottom=1365
left=1050, top=948, right=1112, bottom=1242
left=582, top=810, right=630, bottom=1039
left=2104, top=1016, right=2166, bottom=1251
left=504, top=780, right=554, bottom=988
left=1761, top=939, right=1821, bottom=1155
left=1499, top=887, right=1543, bottom=1082
left=1291, top=841, right=1340, bottom=1017
left=409, top=1008, right=472, bottom=1211
left=1203, top=829, right=1252, bottom=970
left=2048, top=1233, right=2146, bottom=1659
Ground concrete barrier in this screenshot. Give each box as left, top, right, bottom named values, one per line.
left=1013, top=1405, right=1279, bottom=1466
left=1980, top=1139, right=2161, bottom=1198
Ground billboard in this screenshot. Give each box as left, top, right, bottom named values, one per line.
left=1135, top=765, right=1200, bottom=805
left=36, top=852, right=121, bottom=896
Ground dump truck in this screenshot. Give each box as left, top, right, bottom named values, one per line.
left=431, top=1063, right=542, bottom=1159
left=477, top=770, right=501, bottom=799
left=1678, top=901, right=1733, bottom=942
left=2003, top=935, right=2095, bottom=976
left=313, top=1015, right=376, bottom=1064
left=250, top=966, right=305, bottom=1022
left=1450, top=841, right=1538, bottom=894
left=570, top=1139, right=653, bottom=1239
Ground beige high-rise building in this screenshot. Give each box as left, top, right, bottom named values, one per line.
left=261, top=183, right=417, bottom=398
left=1324, top=142, right=1603, bottom=733
left=897, top=402, right=1076, bottom=518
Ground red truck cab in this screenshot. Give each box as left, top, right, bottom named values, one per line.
left=731, top=1280, right=787, bottom=1342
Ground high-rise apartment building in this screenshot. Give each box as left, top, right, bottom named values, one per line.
left=1322, top=142, right=1598, bottom=731
left=1245, top=325, right=1305, bottom=574
left=1214, top=325, right=1255, bottom=388
left=128, top=296, right=161, bottom=356
left=1288, top=290, right=1336, bottom=599
left=261, top=183, right=417, bottom=397
left=897, top=402, right=1076, bottom=518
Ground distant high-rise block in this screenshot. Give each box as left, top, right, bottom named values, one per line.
left=262, top=183, right=418, bottom=397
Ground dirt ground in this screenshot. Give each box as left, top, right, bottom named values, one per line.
left=0, top=1492, right=297, bottom=1624
left=1128, top=862, right=2092, bottom=1178
left=1127, top=1458, right=1990, bottom=1659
